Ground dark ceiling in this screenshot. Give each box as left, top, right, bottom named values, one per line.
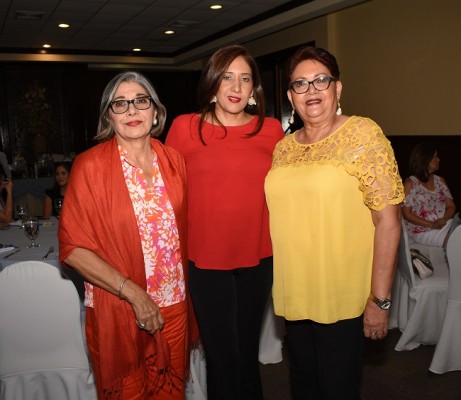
left=0, top=0, right=367, bottom=65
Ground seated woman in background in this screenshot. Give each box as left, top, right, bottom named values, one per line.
left=43, top=161, right=71, bottom=217
left=402, top=142, right=457, bottom=247
left=0, top=164, right=13, bottom=223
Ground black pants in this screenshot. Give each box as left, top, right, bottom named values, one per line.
left=285, top=315, right=363, bottom=400
left=189, top=257, right=273, bottom=400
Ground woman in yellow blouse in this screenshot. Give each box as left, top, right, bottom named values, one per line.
left=264, top=46, right=404, bottom=399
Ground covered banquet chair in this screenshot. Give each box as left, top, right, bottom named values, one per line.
left=429, top=225, right=461, bottom=373
left=0, top=261, right=96, bottom=400
left=393, top=221, right=449, bottom=351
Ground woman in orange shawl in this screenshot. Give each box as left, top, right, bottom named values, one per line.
left=59, top=71, right=194, bottom=399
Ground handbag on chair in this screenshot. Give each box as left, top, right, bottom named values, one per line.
left=410, top=248, right=434, bottom=279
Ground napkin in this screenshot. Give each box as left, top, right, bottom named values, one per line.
left=0, top=246, right=15, bottom=254
left=9, top=220, right=23, bottom=227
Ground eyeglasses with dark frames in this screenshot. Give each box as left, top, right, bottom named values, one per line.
left=289, top=76, right=336, bottom=94
left=109, top=96, right=153, bottom=114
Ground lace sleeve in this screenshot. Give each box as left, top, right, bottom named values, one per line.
left=357, top=122, right=405, bottom=211
left=269, top=117, right=405, bottom=211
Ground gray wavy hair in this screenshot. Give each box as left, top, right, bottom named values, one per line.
left=94, top=71, right=166, bottom=142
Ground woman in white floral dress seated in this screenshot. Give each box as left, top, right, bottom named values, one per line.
left=402, top=142, right=457, bottom=247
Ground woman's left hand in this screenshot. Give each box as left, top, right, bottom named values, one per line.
left=363, top=299, right=389, bottom=340
left=366, top=204, right=400, bottom=340
left=433, top=218, right=447, bottom=229
left=121, top=280, right=165, bottom=335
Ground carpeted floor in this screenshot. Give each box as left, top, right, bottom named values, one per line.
left=260, top=328, right=461, bottom=400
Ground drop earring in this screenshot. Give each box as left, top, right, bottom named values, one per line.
left=210, top=96, right=217, bottom=104
left=289, top=108, right=295, bottom=125
left=248, top=95, right=256, bottom=106
left=153, top=118, right=158, bottom=126
left=336, top=100, right=342, bottom=116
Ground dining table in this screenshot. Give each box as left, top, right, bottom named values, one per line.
left=0, top=217, right=84, bottom=301
left=1, top=217, right=58, bottom=262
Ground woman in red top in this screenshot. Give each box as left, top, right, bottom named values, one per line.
left=166, top=45, right=284, bottom=400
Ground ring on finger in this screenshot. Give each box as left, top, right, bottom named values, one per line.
left=371, top=331, right=377, bottom=337
left=137, top=321, right=146, bottom=329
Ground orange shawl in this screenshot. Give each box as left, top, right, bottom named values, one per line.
left=59, top=138, right=194, bottom=398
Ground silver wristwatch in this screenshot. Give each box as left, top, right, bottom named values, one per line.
left=369, top=293, right=392, bottom=310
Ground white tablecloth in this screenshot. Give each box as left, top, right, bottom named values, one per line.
left=0, top=218, right=85, bottom=302
left=1, top=217, right=59, bottom=267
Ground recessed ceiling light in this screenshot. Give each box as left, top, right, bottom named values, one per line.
left=210, top=4, right=223, bottom=10
left=164, top=30, right=175, bottom=35
left=43, top=44, right=51, bottom=48
left=58, top=23, right=70, bottom=28
left=133, top=48, right=141, bottom=52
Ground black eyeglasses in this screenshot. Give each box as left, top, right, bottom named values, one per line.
left=109, top=96, right=152, bottom=114
left=289, top=76, right=335, bottom=94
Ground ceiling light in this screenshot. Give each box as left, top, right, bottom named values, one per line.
left=164, top=30, right=175, bottom=35
left=133, top=48, right=141, bottom=52
left=43, top=44, right=51, bottom=48
left=58, top=23, right=70, bottom=28
left=210, top=4, right=223, bottom=10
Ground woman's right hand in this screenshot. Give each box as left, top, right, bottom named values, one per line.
left=120, top=279, right=165, bottom=335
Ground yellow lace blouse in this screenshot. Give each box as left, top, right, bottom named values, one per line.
left=264, top=116, right=404, bottom=323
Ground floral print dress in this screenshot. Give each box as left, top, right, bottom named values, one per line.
left=403, top=174, right=453, bottom=236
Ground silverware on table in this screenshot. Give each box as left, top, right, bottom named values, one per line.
left=2, top=248, right=21, bottom=259
left=43, top=245, right=55, bottom=260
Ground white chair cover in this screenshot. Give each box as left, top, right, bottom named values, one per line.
left=393, top=222, right=449, bottom=351
left=0, top=261, right=96, bottom=400
left=185, top=348, right=207, bottom=400
left=429, top=226, right=461, bottom=373
left=258, top=297, right=285, bottom=365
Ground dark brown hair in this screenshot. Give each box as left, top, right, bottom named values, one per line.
left=286, top=46, right=340, bottom=85
left=51, top=161, right=72, bottom=192
left=408, top=142, right=438, bottom=183
left=196, top=45, right=265, bottom=145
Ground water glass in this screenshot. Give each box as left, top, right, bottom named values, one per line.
left=23, top=217, right=40, bottom=248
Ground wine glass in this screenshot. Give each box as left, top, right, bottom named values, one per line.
left=53, top=198, right=63, bottom=217
left=23, top=217, right=40, bottom=248
left=16, top=203, right=28, bottom=228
